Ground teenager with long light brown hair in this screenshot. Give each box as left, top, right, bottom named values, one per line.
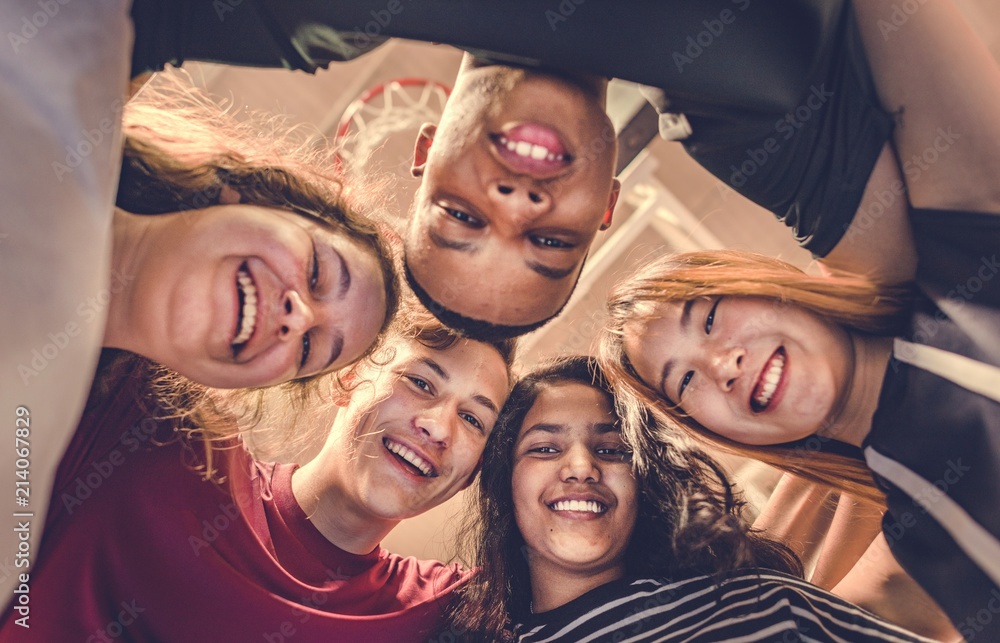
left=599, top=1, right=1000, bottom=637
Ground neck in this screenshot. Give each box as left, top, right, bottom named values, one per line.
left=528, top=560, right=624, bottom=615
left=103, top=208, right=155, bottom=350
left=817, top=333, right=894, bottom=448
left=291, top=446, right=396, bottom=555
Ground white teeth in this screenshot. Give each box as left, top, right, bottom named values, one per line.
left=755, top=352, right=785, bottom=407
left=550, top=500, right=606, bottom=514
left=497, top=136, right=565, bottom=162
left=233, top=270, right=258, bottom=346
left=385, top=440, right=434, bottom=477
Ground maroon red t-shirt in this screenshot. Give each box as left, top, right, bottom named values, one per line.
left=0, top=378, right=469, bottom=642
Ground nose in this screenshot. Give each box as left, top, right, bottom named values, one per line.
left=492, top=179, right=552, bottom=223
left=278, top=290, right=316, bottom=339
left=414, top=405, right=452, bottom=448
left=707, top=345, right=745, bottom=392
left=560, top=444, right=600, bottom=483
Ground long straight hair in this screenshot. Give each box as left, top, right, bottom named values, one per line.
left=599, top=250, right=914, bottom=504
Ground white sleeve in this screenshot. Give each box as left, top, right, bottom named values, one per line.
left=0, top=0, right=132, bottom=609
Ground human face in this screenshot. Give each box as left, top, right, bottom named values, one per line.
left=512, top=383, right=637, bottom=578
left=405, top=56, right=620, bottom=326
left=623, top=296, right=855, bottom=445
left=330, top=337, right=509, bottom=521
left=128, top=205, right=386, bottom=388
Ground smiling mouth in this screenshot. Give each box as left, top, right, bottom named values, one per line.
left=383, top=438, right=438, bottom=478
left=494, top=134, right=569, bottom=163
left=232, top=263, right=259, bottom=356
left=490, top=123, right=573, bottom=176
left=547, top=499, right=607, bottom=514
left=751, top=347, right=786, bottom=412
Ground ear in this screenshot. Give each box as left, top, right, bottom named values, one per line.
left=599, top=179, right=621, bottom=231
left=410, top=123, right=437, bottom=178
left=461, top=455, right=485, bottom=490
left=218, top=184, right=242, bottom=205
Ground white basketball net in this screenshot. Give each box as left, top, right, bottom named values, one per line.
left=336, top=80, right=450, bottom=173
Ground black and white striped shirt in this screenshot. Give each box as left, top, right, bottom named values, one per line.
left=514, top=570, right=931, bottom=642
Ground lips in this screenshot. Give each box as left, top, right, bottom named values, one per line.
left=383, top=437, right=439, bottom=478
left=492, top=123, right=572, bottom=177
left=750, top=347, right=787, bottom=413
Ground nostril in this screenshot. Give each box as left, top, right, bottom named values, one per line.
left=528, top=192, right=542, bottom=204
left=280, top=325, right=289, bottom=336
left=727, top=378, right=736, bottom=390
left=497, top=185, right=514, bottom=195
left=284, top=299, right=292, bottom=314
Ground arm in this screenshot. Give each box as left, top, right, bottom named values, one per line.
left=130, top=0, right=842, bottom=117
left=833, top=534, right=962, bottom=642
left=753, top=475, right=885, bottom=589
left=852, top=0, right=1000, bottom=214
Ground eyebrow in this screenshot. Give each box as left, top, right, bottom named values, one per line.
left=429, top=229, right=478, bottom=252
left=519, top=421, right=619, bottom=441
left=420, top=357, right=448, bottom=380
left=526, top=260, right=576, bottom=281
left=335, top=247, right=351, bottom=299
left=658, top=299, right=695, bottom=401
left=323, top=333, right=344, bottom=372
left=473, top=394, right=500, bottom=417
left=429, top=220, right=576, bottom=281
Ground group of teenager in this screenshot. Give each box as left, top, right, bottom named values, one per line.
left=3, top=0, right=998, bottom=640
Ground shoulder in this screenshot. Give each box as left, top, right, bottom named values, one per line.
left=378, top=551, right=472, bottom=590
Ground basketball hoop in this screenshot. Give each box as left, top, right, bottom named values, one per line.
left=334, top=78, right=451, bottom=176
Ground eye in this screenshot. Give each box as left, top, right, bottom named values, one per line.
left=300, top=333, right=311, bottom=369
left=530, top=235, right=573, bottom=249
left=444, top=207, right=484, bottom=228
left=705, top=297, right=721, bottom=334
left=597, top=447, right=632, bottom=461
left=309, top=243, right=320, bottom=291
left=528, top=446, right=559, bottom=455
left=406, top=375, right=432, bottom=393
left=679, top=370, right=694, bottom=400
left=460, top=412, right=484, bottom=433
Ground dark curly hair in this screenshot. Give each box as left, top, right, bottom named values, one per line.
left=447, top=356, right=802, bottom=641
